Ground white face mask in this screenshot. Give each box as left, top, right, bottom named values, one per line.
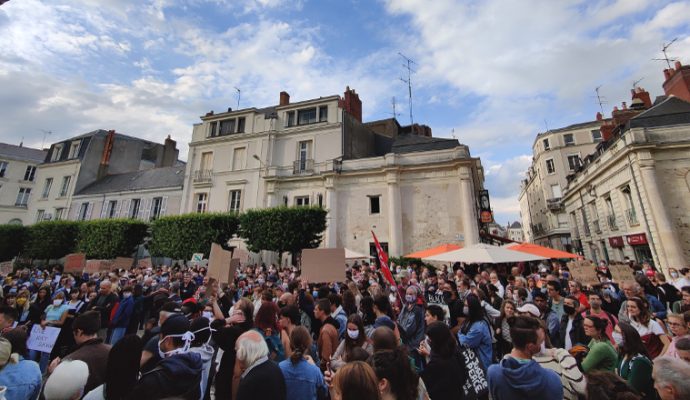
left=611, top=331, right=624, bottom=346
left=347, top=329, right=360, bottom=340
left=540, top=341, right=547, bottom=354
left=202, top=311, right=213, bottom=320
left=123, top=292, right=132, bottom=299
left=53, top=299, right=63, bottom=306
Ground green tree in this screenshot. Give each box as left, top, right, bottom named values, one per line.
left=0, top=224, right=27, bottom=261
left=77, top=219, right=149, bottom=259
left=239, top=206, right=327, bottom=258
left=24, top=221, right=82, bottom=260
left=149, top=212, right=240, bottom=260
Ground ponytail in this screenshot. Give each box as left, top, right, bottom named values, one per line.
left=288, top=326, right=312, bottom=365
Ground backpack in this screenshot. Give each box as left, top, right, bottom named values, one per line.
left=255, top=328, right=285, bottom=362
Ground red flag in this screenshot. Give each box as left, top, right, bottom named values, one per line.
left=371, top=231, right=396, bottom=286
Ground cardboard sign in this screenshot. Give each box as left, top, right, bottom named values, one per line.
left=0, top=261, right=13, bottom=276
left=191, top=253, right=204, bottom=263
left=113, top=257, right=134, bottom=270
left=609, top=264, right=635, bottom=284
left=27, top=325, right=61, bottom=353
left=64, top=253, right=86, bottom=273
left=300, top=248, right=346, bottom=283
left=567, top=260, right=600, bottom=286
left=229, top=258, right=239, bottom=284
left=208, top=243, right=233, bottom=284
left=85, top=260, right=115, bottom=274
left=138, top=258, right=152, bottom=269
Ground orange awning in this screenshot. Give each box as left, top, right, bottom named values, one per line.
left=505, top=242, right=581, bottom=259
left=404, top=243, right=462, bottom=259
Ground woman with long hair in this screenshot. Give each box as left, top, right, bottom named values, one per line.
left=613, top=322, right=656, bottom=400
left=496, top=299, right=516, bottom=357
left=253, top=302, right=285, bottom=362
left=83, top=335, right=143, bottom=400
left=212, top=297, right=254, bottom=400
left=359, top=295, right=377, bottom=337
left=279, top=305, right=301, bottom=359
left=368, top=348, right=420, bottom=400
left=419, top=321, right=467, bottom=399
left=457, top=293, right=493, bottom=368
left=581, top=315, right=618, bottom=373
left=330, top=361, right=381, bottom=400
left=625, top=297, right=669, bottom=358
left=331, top=314, right=373, bottom=370
left=342, top=290, right=358, bottom=317
left=279, top=326, right=328, bottom=400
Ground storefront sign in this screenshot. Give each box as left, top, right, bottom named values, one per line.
left=626, top=233, right=648, bottom=246
left=480, top=210, right=493, bottom=223
left=608, top=236, right=624, bottom=248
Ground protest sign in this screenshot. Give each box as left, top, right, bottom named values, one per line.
left=113, top=257, right=134, bottom=270
left=609, top=264, right=635, bottom=284
left=567, top=260, right=600, bottom=286
left=64, top=253, right=86, bottom=273
left=229, top=258, right=239, bottom=284
left=27, top=325, right=61, bottom=353
left=85, top=260, right=115, bottom=274
left=191, top=253, right=204, bottom=263
left=208, top=243, right=233, bottom=284
left=300, top=248, right=346, bottom=283
left=138, top=258, right=152, bottom=269
left=0, top=261, right=13, bottom=276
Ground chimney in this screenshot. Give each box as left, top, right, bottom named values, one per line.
left=161, top=135, right=178, bottom=167
left=98, top=130, right=115, bottom=179
left=338, top=86, right=362, bottom=122
left=631, top=87, right=652, bottom=109
left=622, top=101, right=627, bottom=110
left=662, top=61, right=690, bottom=103
left=279, top=91, right=290, bottom=106
left=600, top=121, right=615, bottom=141
left=596, top=112, right=603, bottom=121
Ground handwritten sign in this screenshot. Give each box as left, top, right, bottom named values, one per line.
left=113, top=257, right=134, bottom=270
left=85, top=260, right=115, bottom=274
left=609, top=264, right=635, bottom=284
left=27, top=325, right=61, bottom=353
left=301, top=248, right=346, bottom=283
left=64, top=253, right=86, bottom=273
left=567, top=260, right=600, bottom=286
left=208, top=243, right=233, bottom=284
left=137, top=258, right=152, bottom=269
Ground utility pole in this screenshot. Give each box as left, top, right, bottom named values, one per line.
left=399, top=52, right=416, bottom=125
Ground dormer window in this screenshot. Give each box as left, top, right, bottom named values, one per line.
left=298, top=108, right=317, bottom=125
left=51, top=144, right=63, bottom=161
left=68, top=140, right=81, bottom=159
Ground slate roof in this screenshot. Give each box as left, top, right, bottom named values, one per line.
left=76, top=165, right=185, bottom=195
left=0, top=143, right=47, bottom=162
left=509, top=221, right=522, bottom=229
left=629, top=96, right=690, bottom=128
left=390, top=134, right=460, bottom=154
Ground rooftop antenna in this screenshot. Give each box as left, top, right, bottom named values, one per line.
left=632, top=77, right=644, bottom=90
left=451, top=128, right=456, bottom=139
left=37, top=129, right=52, bottom=148
left=594, top=86, right=607, bottom=114
left=398, top=52, right=416, bottom=125
left=234, top=87, right=241, bottom=110
left=390, top=97, right=401, bottom=119
left=652, top=38, right=678, bottom=69
left=543, top=119, right=549, bottom=132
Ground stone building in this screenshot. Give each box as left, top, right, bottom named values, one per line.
left=518, top=120, right=604, bottom=250
left=0, top=143, right=46, bottom=225
left=181, top=87, right=485, bottom=260
left=507, top=221, right=524, bottom=243
left=562, top=62, right=690, bottom=271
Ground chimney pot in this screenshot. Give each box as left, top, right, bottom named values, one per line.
left=279, top=91, right=290, bottom=106
left=622, top=101, right=627, bottom=109
left=596, top=112, right=603, bottom=121
left=675, top=60, right=682, bottom=70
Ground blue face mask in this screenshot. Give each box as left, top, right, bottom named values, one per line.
left=312, top=291, right=319, bottom=299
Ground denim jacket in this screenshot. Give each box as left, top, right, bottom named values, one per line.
left=0, top=356, right=42, bottom=400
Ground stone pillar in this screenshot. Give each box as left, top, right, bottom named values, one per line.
left=325, top=177, right=338, bottom=248
left=637, top=156, right=685, bottom=271
left=386, top=170, right=403, bottom=257
left=459, top=166, right=479, bottom=246
left=265, top=182, right=275, bottom=208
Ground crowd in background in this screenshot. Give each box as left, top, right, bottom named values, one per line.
left=0, top=257, right=689, bottom=400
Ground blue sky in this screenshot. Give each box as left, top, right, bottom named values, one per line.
left=1, top=0, right=689, bottom=224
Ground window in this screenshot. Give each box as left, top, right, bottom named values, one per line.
left=78, top=203, right=90, bottom=221
left=545, top=159, right=555, bottom=174
left=209, top=121, right=218, bottom=137
left=24, top=165, right=36, bottom=181
left=107, top=200, right=118, bottom=218
left=36, top=210, right=45, bottom=222
left=0, top=161, right=7, bottom=177
left=298, top=108, right=317, bottom=125
left=68, top=140, right=81, bottom=158
left=550, top=184, right=562, bottom=198
left=232, top=147, right=246, bottom=171
left=543, top=138, right=550, bottom=151
left=557, top=213, right=568, bottom=228
left=319, top=106, right=328, bottom=122
left=59, top=176, right=71, bottom=197
left=200, top=152, right=213, bottom=171
left=567, top=155, right=581, bottom=171
left=15, top=188, right=30, bottom=206
left=51, top=144, right=63, bottom=161
left=564, top=133, right=575, bottom=146
left=286, top=111, right=295, bottom=127
left=129, top=199, right=141, bottom=218
left=604, top=196, right=615, bottom=215
left=369, top=195, right=381, bottom=214
left=55, top=208, right=65, bottom=221
left=228, top=190, right=242, bottom=213
left=591, top=130, right=602, bottom=142
left=237, top=117, right=246, bottom=133
left=295, top=196, right=310, bottom=206
left=42, top=178, right=53, bottom=199
left=196, top=193, right=208, bottom=213
left=219, top=119, right=236, bottom=135
left=151, top=197, right=163, bottom=219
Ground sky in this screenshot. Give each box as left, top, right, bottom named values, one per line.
left=1, top=0, right=690, bottom=225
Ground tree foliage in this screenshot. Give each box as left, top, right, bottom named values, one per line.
left=77, top=219, right=149, bottom=259
left=239, top=206, right=328, bottom=255
left=24, top=221, right=81, bottom=260
left=149, top=212, right=240, bottom=260
left=0, top=224, right=28, bottom=261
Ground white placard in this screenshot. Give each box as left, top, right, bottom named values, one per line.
left=26, top=325, right=61, bottom=353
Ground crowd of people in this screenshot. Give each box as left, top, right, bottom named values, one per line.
left=0, top=257, right=689, bottom=400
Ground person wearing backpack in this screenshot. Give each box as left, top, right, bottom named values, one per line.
left=253, top=302, right=286, bottom=362
left=613, top=321, right=657, bottom=400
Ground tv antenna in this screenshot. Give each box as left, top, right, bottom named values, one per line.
left=234, top=87, right=241, bottom=110
left=594, top=86, right=607, bottom=114
left=632, top=77, right=644, bottom=90
left=652, top=38, right=678, bottom=69
left=451, top=128, right=456, bottom=139
left=390, top=97, right=401, bottom=119
left=37, top=129, right=52, bottom=148
left=543, top=119, right=549, bottom=132
left=399, top=52, right=416, bottom=125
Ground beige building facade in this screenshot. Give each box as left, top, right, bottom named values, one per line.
left=0, top=143, right=46, bottom=225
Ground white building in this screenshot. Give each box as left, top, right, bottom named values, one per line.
left=507, top=221, right=524, bottom=243
left=181, top=88, right=485, bottom=259
left=0, top=143, right=46, bottom=225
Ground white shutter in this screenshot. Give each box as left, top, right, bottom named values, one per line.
left=100, top=200, right=108, bottom=219
left=160, top=196, right=168, bottom=216
left=142, top=198, right=152, bottom=221
left=120, top=199, right=130, bottom=218
left=69, top=203, right=80, bottom=220
left=85, top=202, right=93, bottom=220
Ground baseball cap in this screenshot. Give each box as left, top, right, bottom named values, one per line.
left=516, top=303, right=541, bottom=318
left=161, top=314, right=191, bottom=337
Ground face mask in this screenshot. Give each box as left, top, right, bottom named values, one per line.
left=389, top=293, right=397, bottom=303
left=611, top=331, right=624, bottom=346
left=671, top=272, right=679, bottom=279
left=540, top=341, right=547, bottom=354
left=590, top=300, right=601, bottom=309
left=563, top=305, right=576, bottom=315
left=312, top=291, right=319, bottom=299
left=463, top=306, right=469, bottom=316
left=37, top=279, right=44, bottom=284
left=202, top=311, right=213, bottom=320
left=405, top=295, right=416, bottom=303
left=17, top=298, right=27, bottom=306
left=53, top=299, right=63, bottom=306
left=257, top=279, right=265, bottom=285
left=347, top=329, right=360, bottom=340
left=123, top=292, right=132, bottom=299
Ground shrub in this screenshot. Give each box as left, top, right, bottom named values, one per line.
left=24, top=221, right=81, bottom=260
left=0, top=224, right=27, bottom=261
left=77, top=219, right=149, bottom=259
left=149, top=212, right=239, bottom=260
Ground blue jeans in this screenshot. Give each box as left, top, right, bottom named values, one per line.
left=28, top=349, right=50, bottom=373
left=109, top=327, right=127, bottom=345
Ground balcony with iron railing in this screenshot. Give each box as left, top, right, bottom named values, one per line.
left=293, top=159, right=314, bottom=175
left=626, top=208, right=639, bottom=226
left=546, top=197, right=562, bottom=212
left=193, top=169, right=213, bottom=183
left=607, top=214, right=618, bottom=231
